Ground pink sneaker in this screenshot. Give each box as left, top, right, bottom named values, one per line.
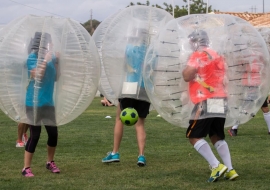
left=22, top=167, right=34, bottom=177
left=46, top=161, right=60, bottom=173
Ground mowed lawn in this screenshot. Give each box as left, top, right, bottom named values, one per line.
left=0, top=97, right=270, bottom=190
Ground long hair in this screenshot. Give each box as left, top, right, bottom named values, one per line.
left=30, top=32, right=52, bottom=54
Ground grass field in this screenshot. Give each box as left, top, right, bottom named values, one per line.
left=0, top=97, right=270, bottom=190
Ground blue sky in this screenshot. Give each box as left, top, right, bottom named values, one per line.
left=0, top=0, right=269, bottom=25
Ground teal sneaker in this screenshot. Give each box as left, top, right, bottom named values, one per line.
left=137, top=155, right=146, bottom=167
left=102, top=152, right=120, bottom=163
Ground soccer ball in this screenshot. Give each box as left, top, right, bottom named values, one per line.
left=120, top=107, right=139, bottom=126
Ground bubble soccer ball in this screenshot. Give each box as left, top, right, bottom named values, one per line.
left=143, top=14, right=270, bottom=128
left=120, top=107, right=139, bottom=126
left=0, top=15, right=101, bottom=126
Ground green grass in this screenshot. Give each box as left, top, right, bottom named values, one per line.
left=0, top=97, right=270, bottom=190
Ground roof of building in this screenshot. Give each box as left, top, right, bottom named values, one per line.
left=212, top=11, right=270, bottom=27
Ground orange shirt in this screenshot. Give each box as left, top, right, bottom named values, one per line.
left=187, top=48, right=227, bottom=104
left=241, top=58, right=262, bottom=86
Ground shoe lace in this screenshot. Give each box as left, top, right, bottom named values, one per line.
left=25, top=168, right=33, bottom=174
left=49, top=162, right=57, bottom=169
left=106, top=152, right=112, bottom=156
left=209, top=165, right=218, bottom=171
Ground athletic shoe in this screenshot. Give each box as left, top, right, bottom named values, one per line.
left=208, top=163, right=228, bottom=182
left=46, top=161, right=60, bottom=173
left=16, top=140, right=24, bottom=148
left=22, top=133, right=28, bottom=145
left=22, top=167, right=34, bottom=177
left=224, top=169, right=239, bottom=180
left=228, top=128, right=237, bottom=136
left=137, top=155, right=146, bottom=167
left=102, top=152, right=120, bottom=163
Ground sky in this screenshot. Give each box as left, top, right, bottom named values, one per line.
left=0, top=0, right=269, bottom=25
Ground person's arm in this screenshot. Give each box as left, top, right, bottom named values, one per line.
left=54, top=52, right=60, bottom=81
left=29, top=52, right=52, bottom=79
left=182, top=52, right=200, bottom=82
left=182, top=65, right=197, bottom=82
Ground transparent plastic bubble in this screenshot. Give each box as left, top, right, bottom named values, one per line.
left=144, top=14, right=270, bottom=128
left=257, top=27, right=270, bottom=52
left=0, top=15, right=101, bottom=126
left=100, top=5, right=173, bottom=103
left=92, top=11, right=121, bottom=106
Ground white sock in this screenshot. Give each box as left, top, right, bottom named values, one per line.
left=263, top=111, right=270, bottom=132
left=111, top=152, right=115, bottom=155
left=214, top=140, right=233, bottom=171
left=194, top=139, right=219, bottom=168
left=231, top=125, right=238, bottom=130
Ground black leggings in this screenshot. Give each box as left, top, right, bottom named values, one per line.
left=25, top=125, right=58, bottom=153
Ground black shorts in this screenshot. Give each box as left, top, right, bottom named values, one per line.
left=119, top=98, right=150, bottom=118
left=186, top=117, right=225, bottom=139
left=186, top=100, right=226, bottom=139
left=261, top=98, right=268, bottom=108
left=26, top=106, right=56, bottom=126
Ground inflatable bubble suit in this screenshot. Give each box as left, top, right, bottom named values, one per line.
left=257, top=27, right=270, bottom=52
left=0, top=15, right=101, bottom=126
left=100, top=5, right=173, bottom=103
left=143, top=14, right=270, bottom=128
left=92, top=11, right=121, bottom=106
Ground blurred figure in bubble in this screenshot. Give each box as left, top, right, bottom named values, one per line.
left=182, top=30, right=238, bottom=182
left=22, top=32, right=60, bottom=177
left=102, top=28, right=150, bottom=167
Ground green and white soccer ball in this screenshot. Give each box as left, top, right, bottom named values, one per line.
left=120, top=107, right=139, bottom=126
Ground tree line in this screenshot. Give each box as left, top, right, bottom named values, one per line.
left=82, top=0, right=218, bottom=34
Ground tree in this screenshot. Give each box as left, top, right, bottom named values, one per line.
left=128, top=0, right=218, bottom=18
left=82, top=19, right=101, bottom=35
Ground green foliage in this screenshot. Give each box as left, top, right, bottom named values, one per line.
left=128, top=0, right=218, bottom=18
left=82, top=19, right=101, bottom=35
left=0, top=97, right=270, bottom=189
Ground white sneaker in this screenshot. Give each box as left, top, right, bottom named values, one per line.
left=16, top=141, right=24, bottom=148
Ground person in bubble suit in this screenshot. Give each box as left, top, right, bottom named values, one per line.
left=182, top=30, right=238, bottom=182
left=228, top=55, right=270, bottom=136
left=22, top=32, right=60, bottom=177
left=102, top=28, right=150, bottom=167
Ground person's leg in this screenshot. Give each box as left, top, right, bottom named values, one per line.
left=190, top=137, right=220, bottom=168
left=187, top=116, right=227, bottom=182
left=16, top=123, right=25, bottom=147
left=45, top=126, right=58, bottom=162
left=102, top=104, right=123, bottom=163
left=23, top=123, right=29, bottom=145
left=22, top=125, right=41, bottom=177
left=112, top=104, right=124, bottom=153
left=210, top=118, right=239, bottom=180
left=45, top=125, right=60, bottom=173
left=135, top=117, right=146, bottom=156
left=261, top=99, right=270, bottom=133
left=228, top=124, right=238, bottom=136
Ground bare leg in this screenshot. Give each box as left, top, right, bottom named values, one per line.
left=23, top=124, right=29, bottom=134
left=17, top=123, right=24, bottom=142
left=135, top=118, right=146, bottom=156
left=24, top=151, right=33, bottom=168
left=112, top=104, right=124, bottom=153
